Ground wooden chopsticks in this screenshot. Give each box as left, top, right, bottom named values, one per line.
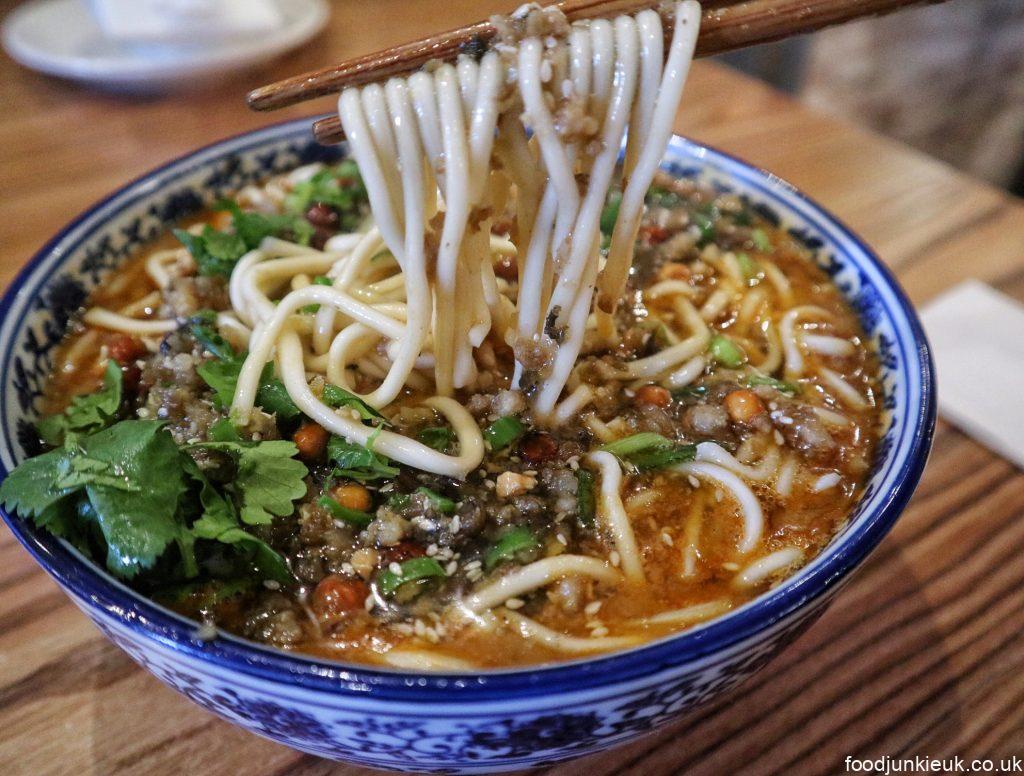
left=248, top=0, right=939, bottom=145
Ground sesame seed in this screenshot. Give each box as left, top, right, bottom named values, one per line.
left=715, top=489, right=724, bottom=502
left=464, top=560, right=482, bottom=571
left=389, top=562, right=402, bottom=575
left=426, top=543, right=438, bottom=556
left=364, top=594, right=375, bottom=612
left=504, top=598, right=525, bottom=609
left=722, top=562, right=740, bottom=571
left=451, top=515, right=462, bottom=533
left=591, top=626, right=609, bottom=638
left=556, top=533, right=568, bottom=546
left=661, top=531, right=674, bottom=547
left=414, top=619, right=426, bottom=636
left=446, top=560, right=458, bottom=575
left=610, top=551, right=621, bottom=568
left=263, top=580, right=281, bottom=590
left=584, top=601, right=602, bottom=616
left=774, top=429, right=785, bottom=445
left=688, top=475, right=700, bottom=488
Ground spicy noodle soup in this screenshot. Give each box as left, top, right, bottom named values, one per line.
left=21, top=163, right=881, bottom=669
left=1, top=2, right=882, bottom=670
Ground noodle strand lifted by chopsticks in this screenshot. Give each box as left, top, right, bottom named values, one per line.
left=218, top=2, right=703, bottom=478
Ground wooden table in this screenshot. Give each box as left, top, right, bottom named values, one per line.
left=2, top=2, right=1023, bottom=774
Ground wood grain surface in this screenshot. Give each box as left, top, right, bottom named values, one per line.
left=1, top=2, right=1023, bottom=774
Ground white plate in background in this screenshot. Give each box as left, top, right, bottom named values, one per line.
left=2, top=0, right=329, bottom=91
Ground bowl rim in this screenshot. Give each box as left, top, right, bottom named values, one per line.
left=0, top=117, right=935, bottom=702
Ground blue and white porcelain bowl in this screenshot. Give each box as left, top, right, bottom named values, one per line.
left=0, top=119, right=935, bottom=772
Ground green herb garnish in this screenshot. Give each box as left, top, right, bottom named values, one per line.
left=600, top=190, right=622, bottom=236
left=736, top=252, right=761, bottom=281
left=751, top=228, right=773, bottom=252
left=376, top=556, right=446, bottom=597
left=317, top=495, right=374, bottom=528
left=417, top=426, right=455, bottom=452
left=484, top=527, right=541, bottom=570
left=575, top=469, right=596, bottom=527
left=327, top=432, right=399, bottom=482
left=175, top=199, right=314, bottom=278
left=322, top=384, right=390, bottom=426
left=417, top=487, right=456, bottom=514
left=284, top=162, right=367, bottom=230
left=37, top=360, right=122, bottom=446
left=742, top=374, right=800, bottom=395
left=709, top=335, right=746, bottom=368
left=599, top=432, right=697, bottom=472
left=483, top=416, right=526, bottom=451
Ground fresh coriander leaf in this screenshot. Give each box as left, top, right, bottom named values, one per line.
left=322, top=384, right=389, bottom=425
left=174, top=226, right=248, bottom=277
left=256, top=374, right=301, bottom=421
left=0, top=447, right=78, bottom=519
left=327, top=434, right=398, bottom=482
left=79, top=421, right=188, bottom=578
left=195, top=439, right=307, bottom=525
left=285, top=164, right=368, bottom=230
left=37, top=360, right=123, bottom=445
left=417, top=426, right=454, bottom=452
left=54, top=455, right=141, bottom=491
left=197, top=356, right=300, bottom=420
left=215, top=200, right=309, bottom=250
left=197, top=355, right=243, bottom=407
left=184, top=456, right=292, bottom=583
left=189, top=311, right=236, bottom=360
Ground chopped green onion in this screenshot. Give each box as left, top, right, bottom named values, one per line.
left=575, top=469, right=596, bottom=527
left=376, top=557, right=446, bottom=597
left=416, top=487, right=456, bottom=514
left=317, top=495, right=374, bottom=528
left=751, top=228, right=773, bottom=252
left=417, top=426, right=454, bottom=452
left=599, top=433, right=697, bottom=472
left=483, top=416, right=526, bottom=451
left=600, top=190, right=622, bottom=235
left=736, top=252, right=761, bottom=280
left=743, top=374, right=800, bottom=395
left=709, top=335, right=746, bottom=368
left=600, top=432, right=672, bottom=458
left=691, top=210, right=716, bottom=245
left=300, top=276, right=334, bottom=313
left=484, top=527, right=541, bottom=570
left=646, top=186, right=682, bottom=208
left=672, top=384, right=708, bottom=400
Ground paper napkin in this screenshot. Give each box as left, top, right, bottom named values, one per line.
left=920, top=279, right=1024, bottom=469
